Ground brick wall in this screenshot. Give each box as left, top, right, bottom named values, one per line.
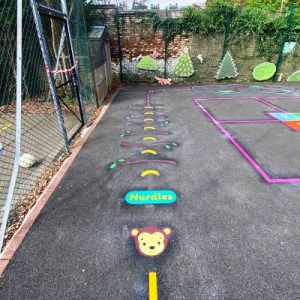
left=91, top=5, right=300, bottom=83
left=92, top=5, right=187, bottom=62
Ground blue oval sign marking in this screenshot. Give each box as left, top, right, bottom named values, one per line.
left=125, top=190, right=177, bottom=205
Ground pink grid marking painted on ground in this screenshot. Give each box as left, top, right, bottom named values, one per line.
left=199, top=97, right=258, bottom=101
left=194, top=99, right=300, bottom=184
left=255, top=97, right=287, bottom=113
left=219, top=119, right=281, bottom=124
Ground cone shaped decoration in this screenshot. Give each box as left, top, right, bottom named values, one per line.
left=215, top=51, right=238, bottom=80
left=174, top=53, right=194, bottom=77
left=287, top=70, right=300, bottom=82
left=137, top=55, right=158, bottom=71
left=253, top=62, right=276, bottom=81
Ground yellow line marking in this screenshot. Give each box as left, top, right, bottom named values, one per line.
left=144, top=126, right=156, bottom=130
left=143, top=136, right=157, bottom=141
left=0, top=123, right=12, bottom=132
left=141, top=149, right=157, bottom=155
left=144, top=112, right=154, bottom=115
left=141, top=170, right=160, bottom=178
left=144, top=118, right=154, bottom=122
left=144, top=106, right=154, bottom=109
left=149, top=272, right=158, bottom=300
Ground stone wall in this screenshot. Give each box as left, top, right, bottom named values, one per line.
left=92, top=5, right=300, bottom=83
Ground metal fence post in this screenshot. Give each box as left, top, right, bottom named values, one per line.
left=0, top=0, right=23, bottom=251
left=64, top=17, right=88, bottom=127
left=115, top=7, right=123, bottom=82
left=61, top=0, right=88, bottom=127
left=77, top=0, right=100, bottom=108
left=164, top=7, right=169, bottom=79
left=273, top=5, right=294, bottom=82
left=221, top=12, right=234, bottom=60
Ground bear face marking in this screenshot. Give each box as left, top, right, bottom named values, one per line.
left=130, top=226, right=172, bottom=257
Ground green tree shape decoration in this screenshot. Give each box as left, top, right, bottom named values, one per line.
left=253, top=62, right=276, bottom=81
left=137, top=55, right=158, bottom=71
left=174, top=53, right=194, bottom=77
left=287, top=70, right=300, bottom=82
left=215, top=51, right=238, bottom=80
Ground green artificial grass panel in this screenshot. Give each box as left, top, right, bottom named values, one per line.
left=174, top=53, right=194, bottom=77
left=253, top=62, right=276, bottom=81
left=137, top=55, right=158, bottom=71
left=215, top=51, right=238, bottom=80
left=287, top=70, right=300, bottom=82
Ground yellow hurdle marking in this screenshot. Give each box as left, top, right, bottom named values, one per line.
left=149, top=272, right=158, bottom=300
left=144, top=106, right=154, bottom=109
left=144, top=118, right=154, bottom=122
left=144, top=126, right=156, bottom=130
left=144, top=112, right=154, bottom=115
left=141, top=149, right=157, bottom=155
left=141, top=170, right=160, bottom=178
left=0, top=123, right=12, bottom=132
left=143, top=136, right=157, bottom=141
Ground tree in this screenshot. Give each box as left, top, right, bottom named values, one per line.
left=83, top=0, right=99, bottom=32
left=0, top=3, right=17, bottom=105
left=245, top=0, right=299, bottom=10
left=207, top=0, right=299, bottom=10
left=0, top=2, right=46, bottom=105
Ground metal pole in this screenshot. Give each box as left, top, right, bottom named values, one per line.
left=64, top=14, right=88, bottom=127
left=60, top=0, right=67, bottom=13
left=221, top=12, right=234, bottom=60
left=78, top=0, right=100, bottom=107
left=115, top=7, right=123, bottom=82
left=30, top=0, right=70, bottom=152
left=273, top=4, right=294, bottom=82
left=55, top=0, right=69, bottom=78
left=0, top=0, right=23, bottom=251
left=164, top=7, right=168, bottom=78
left=60, top=0, right=87, bottom=126
left=54, top=28, right=66, bottom=78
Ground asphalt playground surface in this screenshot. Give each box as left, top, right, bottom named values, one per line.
left=0, top=84, right=300, bottom=299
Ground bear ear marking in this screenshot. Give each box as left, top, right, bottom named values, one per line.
left=130, top=228, right=139, bottom=237
left=163, top=227, right=172, bottom=236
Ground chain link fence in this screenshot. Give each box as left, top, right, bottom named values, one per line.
left=0, top=0, right=99, bottom=250
left=68, top=0, right=100, bottom=120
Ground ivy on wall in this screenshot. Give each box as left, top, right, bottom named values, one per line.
left=144, top=0, right=300, bottom=58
